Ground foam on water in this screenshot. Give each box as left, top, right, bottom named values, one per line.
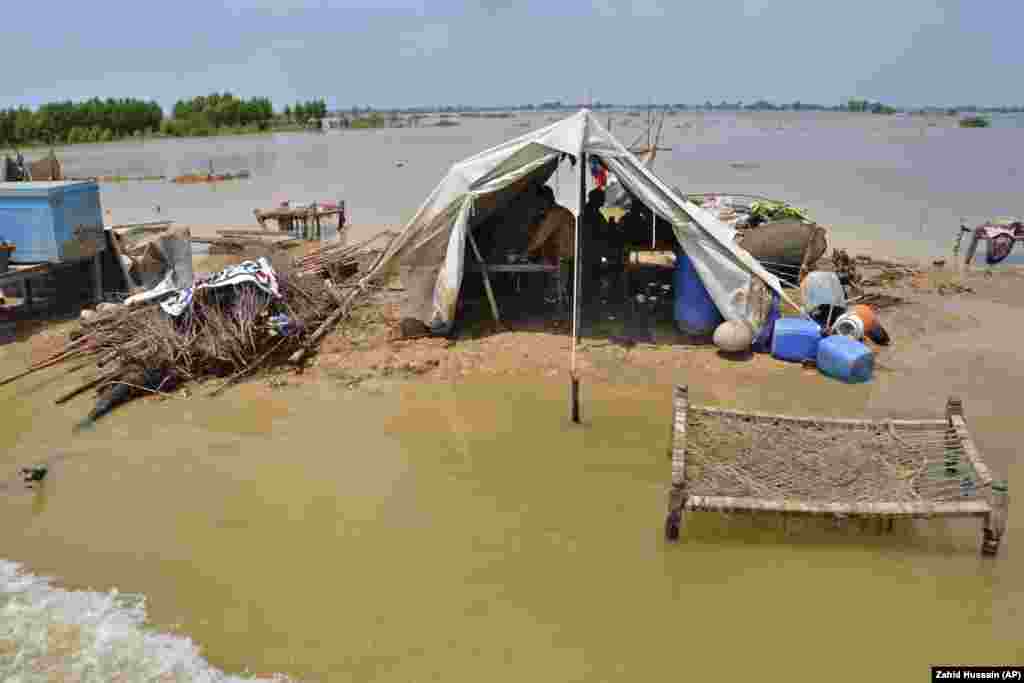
left=0, top=560, right=291, bottom=683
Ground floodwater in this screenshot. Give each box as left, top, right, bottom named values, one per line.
left=0, top=344, right=1021, bottom=680
left=56, top=111, right=1024, bottom=262
left=4, top=113, right=1023, bottom=680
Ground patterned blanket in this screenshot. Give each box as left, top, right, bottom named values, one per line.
left=160, top=257, right=281, bottom=317
left=975, top=219, right=1024, bottom=265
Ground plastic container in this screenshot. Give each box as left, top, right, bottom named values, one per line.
left=832, top=312, right=865, bottom=340
left=817, top=335, right=874, bottom=383
left=850, top=304, right=878, bottom=333
left=771, top=317, right=822, bottom=362
left=801, top=271, right=846, bottom=311
left=0, top=181, right=105, bottom=262
left=673, top=251, right=724, bottom=336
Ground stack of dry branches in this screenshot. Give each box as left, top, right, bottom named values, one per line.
left=291, top=232, right=395, bottom=280
left=0, top=232, right=397, bottom=423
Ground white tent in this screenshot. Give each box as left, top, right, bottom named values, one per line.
left=365, top=109, right=798, bottom=334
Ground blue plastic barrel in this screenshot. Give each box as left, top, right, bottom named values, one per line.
left=771, top=317, right=821, bottom=362
left=817, top=335, right=874, bottom=383
left=673, top=252, right=724, bottom=336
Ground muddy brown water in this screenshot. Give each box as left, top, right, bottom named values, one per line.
left=55, top=111, right=1024, bottom=264
left=1, top=329, right=1021, bottom=681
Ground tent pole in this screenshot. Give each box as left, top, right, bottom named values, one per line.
left=571, top=144, right=587, bottom=424
left=467, top=228, right=501, bottom=328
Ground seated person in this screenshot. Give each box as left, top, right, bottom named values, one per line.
left=525, top=185, right=576, bottom=306
left=483, top=182, right=546, bottom=263
left=526, top=185, right=575, bottom=264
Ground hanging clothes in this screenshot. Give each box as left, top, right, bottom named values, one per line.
left=590, top=156, right=608, bottom=189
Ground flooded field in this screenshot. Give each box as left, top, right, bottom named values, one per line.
left=57, top=111, right=1024, bottom=262
left=1, top=353, right=1020, bottom=680
left=3, top=111, right=1022, bottom=680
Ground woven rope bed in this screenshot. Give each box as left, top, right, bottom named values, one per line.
left=665, top=386, right=1008, bottom=555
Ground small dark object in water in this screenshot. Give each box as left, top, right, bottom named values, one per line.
left=77, top=367, right=165, bottom=431
left=21, top=465, right=47, bottom=485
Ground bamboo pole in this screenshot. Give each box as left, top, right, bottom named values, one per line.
left=55, top=375, right=105, bottom=405
left=665, top=385, right=689, bottom=541
left=466, top=228, right=500, bottom=326
left=671, top=385, right=689, bottom=488
left=569, top=139, right=587, bottom=423
left=690, top=405, right=949, bottom=430
left=683, top=496, right=992, bottom=518
left=0, top=345, right=88, bottom=387
left=982, top=481, right=1008, bottom=555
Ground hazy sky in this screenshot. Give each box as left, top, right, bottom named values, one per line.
left=3, top=0, right=1019, bottom=111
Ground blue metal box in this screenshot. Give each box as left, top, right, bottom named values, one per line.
left=0, top=181, right=106, bottom=263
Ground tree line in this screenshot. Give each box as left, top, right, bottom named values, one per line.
left=164, top=93, right=275, bottom=137
left=0, top=98, right=163, bottom=146
left=283, top=100, right=328, bottom=123
left=0, top=93, right=320, bottom=147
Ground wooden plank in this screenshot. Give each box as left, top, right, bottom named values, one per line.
left=689, top=405, right=948, bottom=430
left=466, top=263, right=559, bottom=273
left=671, top=385, right=688, bottom=488
left=466, top=229, right=500, bottom=325
left=949, top=415, right=994, bottom=487
left=106, top=230, right=141, bottom=294
left=684, top=496, right=992, bottom=518
left=216, top=230, right=291, bottom=238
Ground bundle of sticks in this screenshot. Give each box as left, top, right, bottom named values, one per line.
left=291, top=231, right=396, bottom=280
left=0, top=232, right=398, bottom=425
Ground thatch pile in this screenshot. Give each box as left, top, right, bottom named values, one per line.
left=1, top=235, right=394, bottom=425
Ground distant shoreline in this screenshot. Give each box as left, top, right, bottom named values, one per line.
left=10, top=123, right=315, bottom=152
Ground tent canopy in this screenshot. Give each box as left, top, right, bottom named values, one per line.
left=366, top=109, right=799, bottom=333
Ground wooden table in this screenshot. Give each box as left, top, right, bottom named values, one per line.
left=467, top=263, right=559, bottom=274
left=254, top=202, right=346, bottom=241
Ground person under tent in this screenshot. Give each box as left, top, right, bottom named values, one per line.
left=581, top=188, right=624, bottom=302
left=526, top=184, right=576, bottom=306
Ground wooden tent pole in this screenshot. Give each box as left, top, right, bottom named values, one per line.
left=467, top=228, right=500, bottom=326
left=570, top=136, right=587, bottom=424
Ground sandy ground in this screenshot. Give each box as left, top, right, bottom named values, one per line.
left=274, top=258, right=1021, bottom=484
left=12, top=245, right=1021, bottom=486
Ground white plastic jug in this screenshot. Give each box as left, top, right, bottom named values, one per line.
left=801, top=271, right=846, bottom=311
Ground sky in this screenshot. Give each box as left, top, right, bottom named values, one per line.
left=2, top=0, right=1021, bottom=111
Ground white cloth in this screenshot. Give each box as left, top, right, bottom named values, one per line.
left=159, top=257, right=281, bottom=317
